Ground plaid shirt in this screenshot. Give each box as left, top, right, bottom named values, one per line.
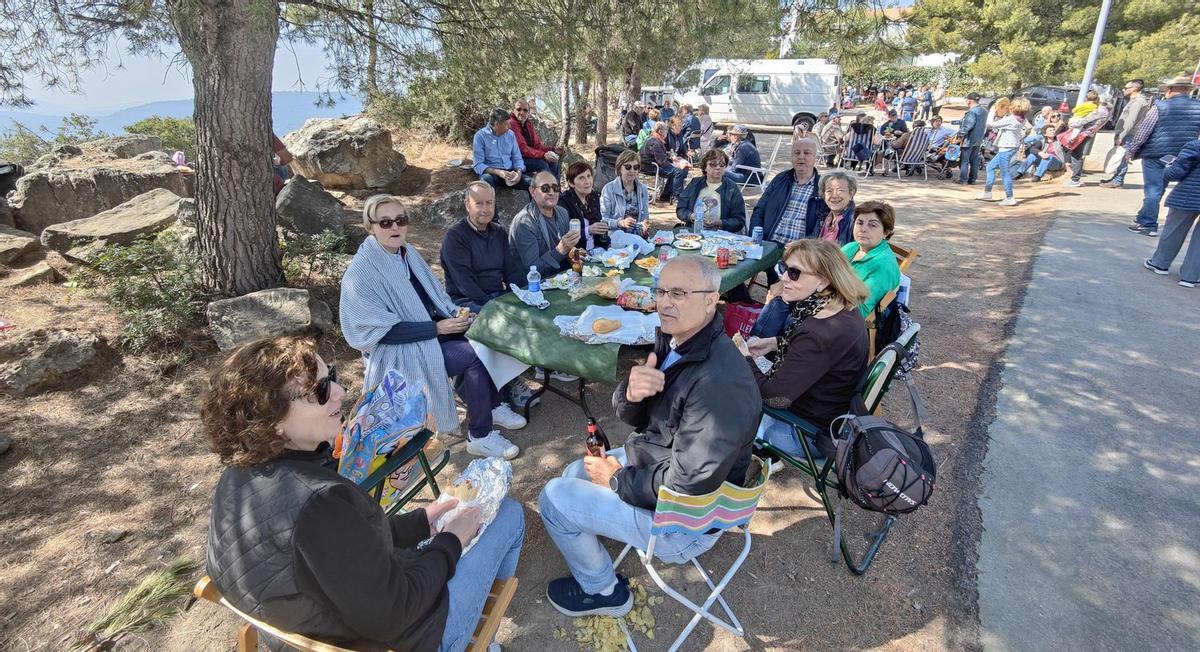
left=1126, top=104, right=1159, bottom=159
left=771, top=177, right=816, bottom=244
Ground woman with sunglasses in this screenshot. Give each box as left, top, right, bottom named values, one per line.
left=341, top=194, right=526, bottom=461
left=600, top=149, right=651, bottom=235
left=674, top=148, right=747, bottom=233
left=202, top=336, right=525, bottom=652
left=842, top=200, right=901, bottom=318
left=735, top=239, right=869, bottom=460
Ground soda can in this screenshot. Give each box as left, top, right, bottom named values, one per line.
left=716, top=247, right=730, bottom=269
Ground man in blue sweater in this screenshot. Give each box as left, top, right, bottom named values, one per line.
left=1124, top=76, right=1200, bottom=236
left=472, top=108, right=529, bottom=190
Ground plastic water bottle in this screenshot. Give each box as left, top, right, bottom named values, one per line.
left=526, top=265, right=544, bottom=303
left=752, top=226, right=763, bottom=244
left=693, top=203, right=705, bottom=234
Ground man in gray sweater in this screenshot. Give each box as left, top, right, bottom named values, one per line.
left=507, top=170, right=580, bottom=282
left=1101, top=79, right=1152, bottom=188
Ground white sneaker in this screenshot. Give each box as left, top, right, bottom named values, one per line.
left=466, top=431, right=520, bottom=459
left=542, top=368, right=578, bottom=382
left=491, top=403, right=527, bottom=430
left=1180, top=280, right=1197, bottom=288
left=975, top=191, right=994, bottom=201
left=1062, top=179, right=1082, bottom=188
left=999, top=197, right=1018, bottom=206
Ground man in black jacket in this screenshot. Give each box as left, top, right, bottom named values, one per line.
left=538, top=256, right=761, bottom=617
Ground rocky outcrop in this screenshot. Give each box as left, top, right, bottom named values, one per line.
left=83, top=135, right=163, bottom=159
left=0, top=330, right=115, bottom=397
left=1, top=261, right=58, bottom=288
left=9, top=162, right=191, bottom=234
left=0, top=197, right=12, bottom=228
left=410, top=186, right=530, bottom=230
left=40, top=188, right=186, bottom=262
left=533, top=120, right=560, bottom=149
left=283, top=116, right=407, bottom=189
left=0, top=224, right=41, bottom=264
left=206, top=288, right=333, bottom=351
left=276, top=175, right=357, bottom=237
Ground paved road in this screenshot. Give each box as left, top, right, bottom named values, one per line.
left=978, top=140, right=1200, bottom=650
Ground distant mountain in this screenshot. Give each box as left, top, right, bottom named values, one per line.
left=0, top=91, right=364, bottom=138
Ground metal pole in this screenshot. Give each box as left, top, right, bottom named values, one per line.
left=1076, top=0, right=1114, bottom=108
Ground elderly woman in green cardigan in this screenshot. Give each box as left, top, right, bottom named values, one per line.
left=841, top=200, right=901, bottom=317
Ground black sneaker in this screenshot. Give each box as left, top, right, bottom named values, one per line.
left=1128, top=224, right=1158, bottom=237
left=1144, top=259, right=1169, bottom=275
left=546, top=575, right=632, bottom=618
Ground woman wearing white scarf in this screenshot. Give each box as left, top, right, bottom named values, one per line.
left=340, top=195, right=524, bottom=459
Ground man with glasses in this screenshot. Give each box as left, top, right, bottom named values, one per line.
left=1100, top=79, right=1150, bottom=189
left=510, top=98, right=564, bottom=180
left=508, top=170, right=580, bottom=279
left=472, top=107, right=529, bottom=190
left=538, top=256, right=761, bottom=617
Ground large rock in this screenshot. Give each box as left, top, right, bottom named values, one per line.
left=410, top=186, right=530, bottom=230
left=0, top=224, right=41, bottom=264
left=10, top=162, right=190, bottom=234
left=276, top=175, right=356, bottom=236
left=83, top=135, right=163, bottom=159
left=283, top=116, right=407, bottom=189
left=533, top=119, right=561, bottom=149
left=206, top=288, right=333, bottom=351
left=1, top=261, right=58, bottom=288
left=40, top=188, right=186, bottom=262
left=0, top=197, right=12, bottom=228
left=0, top=330, right=114, bottom=397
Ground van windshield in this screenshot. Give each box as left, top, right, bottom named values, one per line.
left=703, top=75, right=730, bottom=95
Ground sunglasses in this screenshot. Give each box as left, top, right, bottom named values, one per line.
left=536, top=183, right=561, bottom=194
left=294, top=365, right=338, bottom=405
left=776, top=262, right=809, bottom=281
left=620, top=164, right=637, bottom=171
left=371, top=217, right=408, bottom=229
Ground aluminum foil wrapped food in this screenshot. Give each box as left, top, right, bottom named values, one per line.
left=432, top=457, right=513, bottom=554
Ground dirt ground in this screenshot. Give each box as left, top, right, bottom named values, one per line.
left=2, top=126, right=1063, bottom=651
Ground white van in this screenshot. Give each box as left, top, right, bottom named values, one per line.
left=675, top=59, right=841, bottom=131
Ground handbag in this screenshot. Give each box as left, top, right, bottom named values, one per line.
left=1057, top=128, right=1088, bottom=152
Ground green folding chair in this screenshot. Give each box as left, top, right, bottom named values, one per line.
left=358, top=428, right=451, bottom=515
left=614, top=456, right=771, bottom=652
left=757, top=336, right=913, bottom=574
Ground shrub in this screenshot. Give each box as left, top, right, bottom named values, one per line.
left=280, top=229, right=349, bottom=286
left=0, top=113, right=106, bottom=164
left=81, top=233, right=209, bottom=353
left=124, top=116, right=196, bottom=158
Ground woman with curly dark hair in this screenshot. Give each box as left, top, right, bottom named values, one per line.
left=201, top=336, right=525, bottom=652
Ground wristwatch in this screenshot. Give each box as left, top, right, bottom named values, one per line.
left=608, top=472, right=619, bottom=493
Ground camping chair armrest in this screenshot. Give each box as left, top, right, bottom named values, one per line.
left=761, top=406, right=820, bottom=438
left=359, top=428, right=436, bottom=494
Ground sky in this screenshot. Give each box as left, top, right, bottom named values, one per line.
left=25, top=38, right=335, bottom=114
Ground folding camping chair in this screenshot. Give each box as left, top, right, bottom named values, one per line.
left=359, top=428, right=451, bottom=515
left=756, top=337, right=917, bottom=574
left=893, top=128, right=933, bottom=180
left=192, top=575, right=518, bottom=652
left=838, top=126, right=877, bottom=176
left=614, top=457, right=771, bottom=652
left=733, top=137, right=783, bottom=192
left=640, top=160, right=662, bottom=201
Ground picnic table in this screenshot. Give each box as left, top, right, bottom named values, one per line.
left=467, top=234, right=782, bottom=416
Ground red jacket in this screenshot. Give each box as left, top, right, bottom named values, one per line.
left=508, top=114, right=550, bottom=159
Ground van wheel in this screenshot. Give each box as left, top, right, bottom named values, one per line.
left=791, top=114, right=815, bottom=131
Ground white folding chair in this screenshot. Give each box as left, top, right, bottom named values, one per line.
left=614, top=457, right=771, bottom=652
left=894, top=128, right=933, bottom=180
left=734, top=137, right=782, bottom=192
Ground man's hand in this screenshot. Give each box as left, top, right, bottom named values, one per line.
left=704, top=215, right=722, bottom=228
left=424, top=498, right=459, bottom=537
left=617, top=216, right=637, bottom=230
left=588, top=221, right=610, bottom=235
left=626, top=352, right=665, bottom=402
left=436, top=317, right=471, bottom=335
left=584, top=453, right=622, bottom=487
left=556, top=229, right=582, bottom=254
left=545, top=151, right=559, bottom=163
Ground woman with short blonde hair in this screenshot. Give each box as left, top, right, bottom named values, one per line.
left=738, top=239, right=870, bottom=458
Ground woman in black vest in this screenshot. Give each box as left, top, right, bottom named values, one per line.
left=201, top=336, right=524, bottom=652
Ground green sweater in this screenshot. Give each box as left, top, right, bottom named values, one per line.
left=842, top=241, right=901, bottom=317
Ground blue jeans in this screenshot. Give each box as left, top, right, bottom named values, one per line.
left=1149, top=207, right=1200, bottom=283
left=1018, top=154, right=1064, bottom=178
left=656, top=165, right=688, bottom=198
left=1135, top=158, right=1167, bottom=228
left=479, top=172, right=530, bottom=191
left=440, top=498, right=525, bottom=652
left=1109, top=139, right=1131, bottom=184
left=985, top=148, right=1017, bottom=197
left=538, top=448, right=720, bottom=594
left=523, top=157, right=561, bottom=180
left=959, top=145, right=983, bottom=183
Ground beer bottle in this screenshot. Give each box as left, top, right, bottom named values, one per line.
left=585, top=417, right=611, bottom=457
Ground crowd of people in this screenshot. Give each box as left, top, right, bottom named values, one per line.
left=196, top=94, right=915, bottom=651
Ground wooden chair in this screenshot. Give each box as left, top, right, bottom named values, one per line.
left=889, top=241, right=919, bottom=274
left=864, top=241, right=919, bottom=360
left=193, top=575, right=518, bottom=652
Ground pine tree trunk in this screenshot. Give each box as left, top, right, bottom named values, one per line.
left=574, top=77, right=590, bottom=146
left=595, top=64, right=609, bottom=146
left=365, top=0, right=379, bottom=96
left=171, top=0, right=284, bottom=297
left=560, top=51, right=572, bottom=146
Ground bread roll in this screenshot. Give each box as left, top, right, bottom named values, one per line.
left=446, top=480, right=478, bottom=502
left=592, top=318, right=622, bottom=334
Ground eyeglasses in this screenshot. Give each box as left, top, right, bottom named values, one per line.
left=371, top=217, right=408, bottom=229
left=620, top=164, right=637, bottom=171
left=293, top=365, right=338, bottom=405
left=775, top=262, right=810, bottom=281
left=653, top=287, right=714, bottom=301
left=516, top=108, right=529, bottom=113
left=536, top=183, right=561, bottom=194
left=706, top=161, right=728, bottom=168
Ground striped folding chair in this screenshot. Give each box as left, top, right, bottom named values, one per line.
left=838, top=125, right=877, bottom=176
left=893, top=128, right=933, bottom=180
left=613, top=457, right=771, bottom=652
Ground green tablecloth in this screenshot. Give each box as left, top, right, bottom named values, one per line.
left=467, top=238, right=782, bottom=383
